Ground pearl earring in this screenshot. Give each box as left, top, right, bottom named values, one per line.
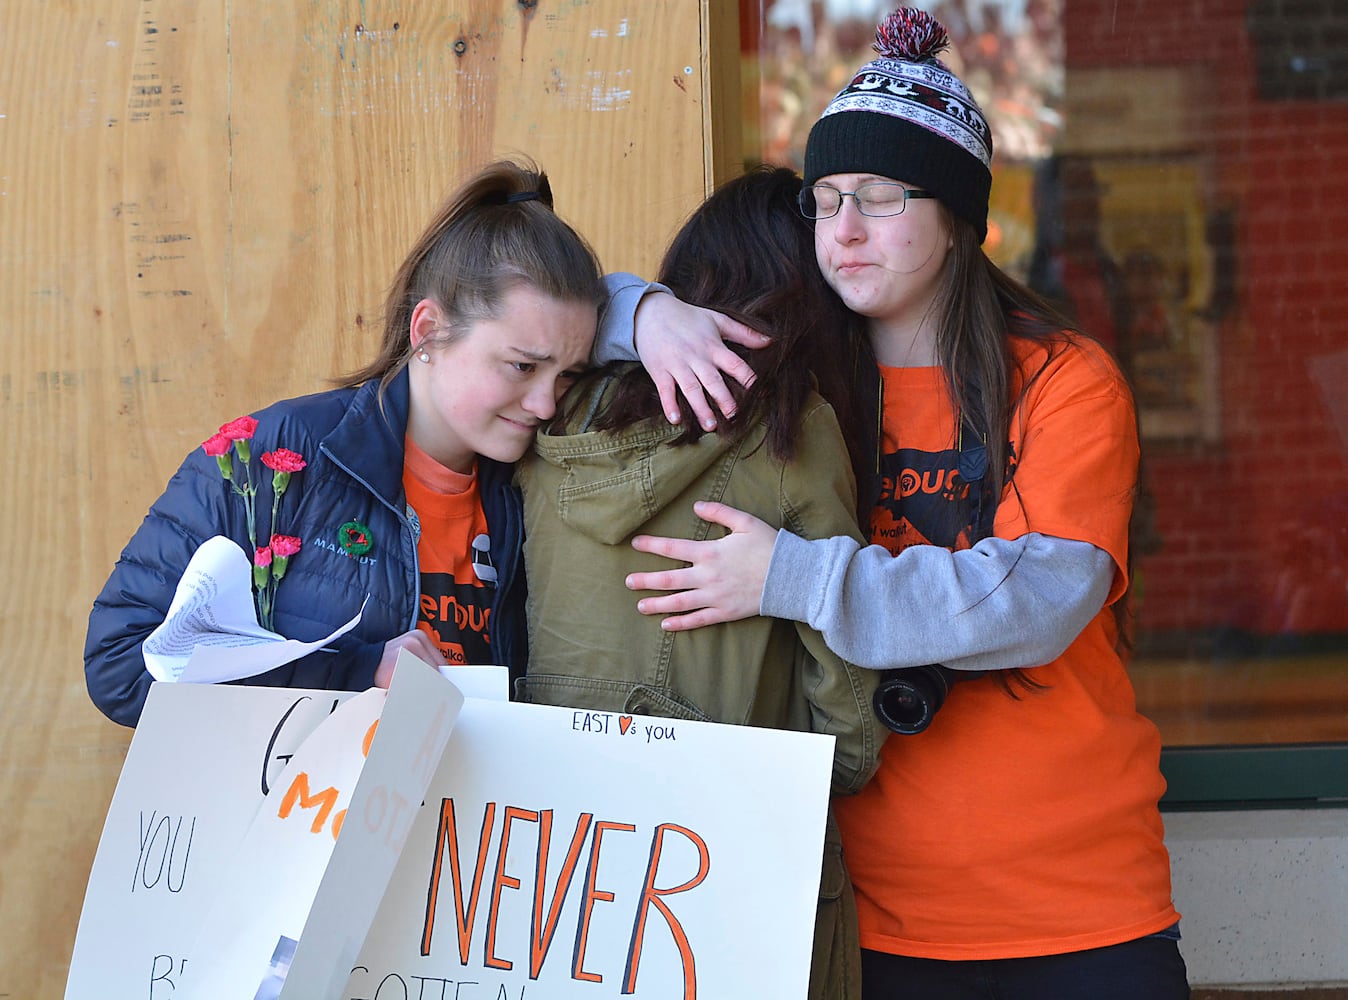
left=417, top=350, right=431, bottom=363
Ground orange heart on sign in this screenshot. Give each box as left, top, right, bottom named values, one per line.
left=619, top=716, right=634, bottom=734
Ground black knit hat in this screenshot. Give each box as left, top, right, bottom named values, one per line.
left=803, top=8, right=993, bottom=243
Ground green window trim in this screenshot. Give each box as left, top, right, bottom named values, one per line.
left=1159, top=744, right=1348, bottom=811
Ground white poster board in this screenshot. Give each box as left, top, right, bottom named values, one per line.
left=67, top=659, right=834, bottom=1000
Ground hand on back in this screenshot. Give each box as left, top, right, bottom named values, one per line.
left=626, top=501, right=777, bottom=630
left=633, top=292, right=770, bottom=431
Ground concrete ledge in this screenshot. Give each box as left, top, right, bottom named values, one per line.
left=1166, top=809, right=1348, bottom=986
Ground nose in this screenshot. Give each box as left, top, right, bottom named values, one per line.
left=521, top=379, right=559, bottom=422
left=830, top=197, right=867, bottom=243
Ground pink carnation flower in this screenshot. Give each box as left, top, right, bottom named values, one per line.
left=203, top=415, right=302, bottom=630
left=252, top=545, right=272, bottom=591
left=218, top=416, right=259, bottom=441
left=202, top=433, right=232, bottom=457
left=269, top=534, right=302, bottom=585
left=270, top=535, right=302, bottom=558
left=262, top=448, right=307, bottom=474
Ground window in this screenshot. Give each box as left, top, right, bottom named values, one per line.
left=743, top=0, right=1348, bottom=807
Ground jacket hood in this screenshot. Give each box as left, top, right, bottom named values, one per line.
left=526, top=372, right=751, bottom=546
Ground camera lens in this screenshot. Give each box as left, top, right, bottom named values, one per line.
left=873, top=666, right=952, bottom=735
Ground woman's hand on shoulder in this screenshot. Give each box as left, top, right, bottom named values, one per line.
left=626, top=501, right=776, bottom=630
left=634, top=292, right=771, bottom=431
left=374, top=628, right=443, bottom=688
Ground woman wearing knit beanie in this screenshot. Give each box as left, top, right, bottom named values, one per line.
left=610, top=8, right=1191, bottom=998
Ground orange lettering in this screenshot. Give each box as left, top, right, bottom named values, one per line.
left=421, top=799, right=496, bottom=961
left=277, top=772, right=340, bottom=834
left=485, top=806, right=541, bottom=971
left=898, top=469, right=919, bottom=498
left=530, top=811, right=593, bottom=978
left=623, top=823, right=709, bottom=999
left=572, top=820, right=636, bottom=984
left=411, top=702, right=450, bottom=784
left=920, top=469, right=946, bottom=494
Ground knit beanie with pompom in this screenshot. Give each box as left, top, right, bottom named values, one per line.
left=803, top=7, right=993, bottom=243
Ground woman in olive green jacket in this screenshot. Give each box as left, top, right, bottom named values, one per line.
left=515, top=166, right=883, bottom=1000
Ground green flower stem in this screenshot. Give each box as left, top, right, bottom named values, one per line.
left=269, top=471, right=290, bottom=545
left=212, top=431, right=302, bottom=632
left=258, top=584, right=274, bottom=631
left=233, top=442, right=257, bottom=549
left=242, top=486, right=257, bottom=549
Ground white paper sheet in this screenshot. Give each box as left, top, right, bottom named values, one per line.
left=142, top=535, right=364, bottom=684
left=66, top=674, right=835, bottom=1000
left=436, top=663, right=510, bottom=700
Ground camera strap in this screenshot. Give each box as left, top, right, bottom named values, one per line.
left=957, top=412, right=997, bottom=543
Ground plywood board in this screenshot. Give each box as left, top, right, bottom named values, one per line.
left=0, top=2, right=735, bottom=994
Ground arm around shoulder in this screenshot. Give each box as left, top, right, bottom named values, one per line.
left=594, top=273, right=670, bottom=364
left=763, top=530, right=1114, bottom=673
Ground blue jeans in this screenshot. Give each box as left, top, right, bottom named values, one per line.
left=860, top=933, right=1190, bottom=1000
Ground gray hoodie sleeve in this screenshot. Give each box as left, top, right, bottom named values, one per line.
left=593, top=273, right=669, bottom=364
left=760, top=530, right=1115, bottom=673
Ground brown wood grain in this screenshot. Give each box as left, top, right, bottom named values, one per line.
left=1, top=2, right=733, bottom=994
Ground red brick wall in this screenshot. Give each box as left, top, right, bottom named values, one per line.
left=1067, top=0, right=1348, bottom=640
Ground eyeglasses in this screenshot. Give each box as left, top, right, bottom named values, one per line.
left=798, top=182, right=935, bottom=220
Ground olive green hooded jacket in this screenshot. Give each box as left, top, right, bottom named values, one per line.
left=515, top=367, right=883, bottom=1000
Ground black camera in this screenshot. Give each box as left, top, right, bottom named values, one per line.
left=873, top=664, right=976, bottom=735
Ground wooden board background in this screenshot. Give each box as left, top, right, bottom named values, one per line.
left=0, top=2, right=738, bottom=994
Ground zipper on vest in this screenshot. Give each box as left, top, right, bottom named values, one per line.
left=321, top=443, right=422, bottom=632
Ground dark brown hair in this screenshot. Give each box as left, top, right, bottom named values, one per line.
left=565, top=165, right=872, bottom=504
left=338, top=158, right=605, bottom=392
left=933, top=210, right=1138, bottom=669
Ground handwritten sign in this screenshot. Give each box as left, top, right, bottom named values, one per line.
left=347, top=697, right=833, bottom=999
left=182, top=658, right=463, bottom=999
left=67, top=657, right=835, bottom=1000
left=66, top=683, right=354, bottom=998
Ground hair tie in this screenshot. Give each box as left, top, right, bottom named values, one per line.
left=505, top=190, right=541, bottom=204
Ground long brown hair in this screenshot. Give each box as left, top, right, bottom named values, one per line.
left=338, top=158, right=605, bottom=392
left=564, top=165, right=873, bottom=506
left=932, top=212, right=1078, bottom=504
left=933, top=211, right=1138, bottom=666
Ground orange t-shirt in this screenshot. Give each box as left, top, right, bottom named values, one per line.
left=403, top=437, right=494, bottom=666
left=833, top=336, right=1179, bottom=960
